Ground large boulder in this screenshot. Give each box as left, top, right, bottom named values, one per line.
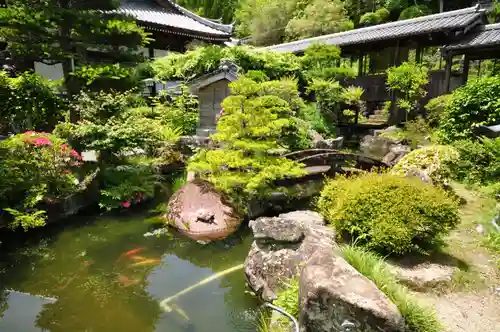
left=244, top=211, right=336, bottom=301
left=300, top=249, right=405, bottom=332
left=360, top=135, right=397, bottom=160
left=382, top=144, right=411, bottom=166
left=310, top=130, right=344, bottom=149
left=164, top=180, right=242, bottom=243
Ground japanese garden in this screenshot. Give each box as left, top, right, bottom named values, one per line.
left=0, top=1, right=499, bottom=332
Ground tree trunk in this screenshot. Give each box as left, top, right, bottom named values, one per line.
left=439, top=0, right=444, bottom=13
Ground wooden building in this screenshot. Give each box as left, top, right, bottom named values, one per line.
left=32, top=0, right=234, bottom=81
left=163, top=60, right=239, bottom=136
left=262, top=5, right=487, bottom=124
left=442, top=23, right=500, bottom=87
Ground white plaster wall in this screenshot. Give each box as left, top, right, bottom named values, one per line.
left=154, top=49, right=168, bottom=59
left=139, top=47, right=150, bottom=58
left=34, top=62, right=64, bottom=81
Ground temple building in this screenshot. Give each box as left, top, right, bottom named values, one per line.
left=28, top=0, right=235, bottom=81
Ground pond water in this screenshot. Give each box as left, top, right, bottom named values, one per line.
left=0, top=209, right=259, bottom=332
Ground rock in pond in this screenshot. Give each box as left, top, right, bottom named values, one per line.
left=244, top=211, right=336, bottom=301
left=164, top=180, right=242, bottom=243
left=300, top=249, right=405, bottom=332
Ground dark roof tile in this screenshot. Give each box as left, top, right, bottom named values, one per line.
left=118, top=0, right=232, bottom=38
left=262, top=6, right=485, bottom=53
left=443, top=23, right=500, bottom=51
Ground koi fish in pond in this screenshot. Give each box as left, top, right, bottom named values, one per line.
left=118, top=274, right=139, bottom=288
left=129, top=258, right=161, bottom=267
left=124, top=247, right=145, bottom=257
left=116, top=247, right=145, bottom=263
left=130, top=255, right=147, bottom=262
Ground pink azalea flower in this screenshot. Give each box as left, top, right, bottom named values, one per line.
left=34, top=137, right=52, bottom=146
left=71, top=149, right=82, bottom=160
left=121, top=200, right=131, bottom=208
left=24, top=131, right=36, bottom=136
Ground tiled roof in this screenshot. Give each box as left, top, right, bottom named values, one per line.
left=443, top=23, right=500, bottom=51
left=262, top=5, right=485, bottom=53
left=117, top=0, right=233, bottom=39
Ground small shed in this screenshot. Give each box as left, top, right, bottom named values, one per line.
left=163, top=60, right=239, bottom=136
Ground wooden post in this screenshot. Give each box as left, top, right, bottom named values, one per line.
left=358, top=54, right=364, bottom=77
left=444, top=52, right=453, bottom=94
left=415, top=45, right=422, bottom=63
left=462, top=54, right=470, bottom=86
left=148, top=46, right=157, bottom=97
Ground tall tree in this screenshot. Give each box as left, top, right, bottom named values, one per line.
left=235, top=0, right=352, bottom=45
left=285, top=0, right=353, bottom=40
left=0, top=0, right=149, bottom=121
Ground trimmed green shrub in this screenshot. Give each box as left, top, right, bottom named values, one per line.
left=451, top=137, right=500, bottom=185
left=386, top=62, right=429, bottom=114
left=392, top=145, right=459, bottom=188
left=438, top=75, right=500, bottom=142
left=424, top=94, right=452, bottom=128
left=341, top=245, right=442, bottom=332
left=0, top=71, right=67, bottom=134
left=317, top=173, right=460, bottom=254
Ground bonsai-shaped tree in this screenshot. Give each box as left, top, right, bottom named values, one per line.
left=188, top=77, right=307, bottom=209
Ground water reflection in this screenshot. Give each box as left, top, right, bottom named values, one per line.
left=0, top=210, right=258, bottom=332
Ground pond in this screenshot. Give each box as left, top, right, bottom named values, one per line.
left=0, top=208, right=259, bottom=332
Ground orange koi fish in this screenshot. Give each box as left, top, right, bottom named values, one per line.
left=130, top=255, right=148, bottom=262
left=129, top=259, right=161, bottom=267
left=118, top=274, right=139, bottom=288
left=124, top=247, right=145, bottom=257
left=116, top=247, right=145, bottom=263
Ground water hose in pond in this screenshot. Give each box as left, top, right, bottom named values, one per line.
left=262, top=302, right=300, bottom=332
left=159, top=263, right=244, bottom=313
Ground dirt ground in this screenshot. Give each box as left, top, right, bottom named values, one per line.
left=415, top=184, right=500, bottom=332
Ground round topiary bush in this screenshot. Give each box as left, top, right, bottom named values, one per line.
left=391, top=145, right=459, bottom=188
left=317, top=173, right=460, bottom=254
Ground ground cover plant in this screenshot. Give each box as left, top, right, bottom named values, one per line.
left=341, top=245, right=442, bottom=332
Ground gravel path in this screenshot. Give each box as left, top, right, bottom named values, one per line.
left=419, top=290, right=500, bottom=332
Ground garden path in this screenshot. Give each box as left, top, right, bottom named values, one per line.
left=415, top=184, right=500, bottom=332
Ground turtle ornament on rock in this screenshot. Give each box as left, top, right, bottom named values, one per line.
left=164, top=180, right=242, bottom=243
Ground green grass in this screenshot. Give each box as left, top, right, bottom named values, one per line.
left=341, top=245, right=442, bottom=332
left=171, top=171, right=187, bottom=193
left=257, top=278, right=299, bottom=332
left=485, top=231, right=500, bottom=270
left=273, top=278, right=299, bottom=320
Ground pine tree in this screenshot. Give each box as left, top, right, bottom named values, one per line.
left=188, top=77, right=307, bottom=209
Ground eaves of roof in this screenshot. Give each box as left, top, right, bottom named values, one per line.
left=117, top=0, right=233, bottom=41
left=443, top=23, right=500, bottom=52
left=261, top=5, right=486, bottom=54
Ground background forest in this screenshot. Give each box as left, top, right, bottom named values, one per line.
left=176, top=0, right=499, bottom=45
